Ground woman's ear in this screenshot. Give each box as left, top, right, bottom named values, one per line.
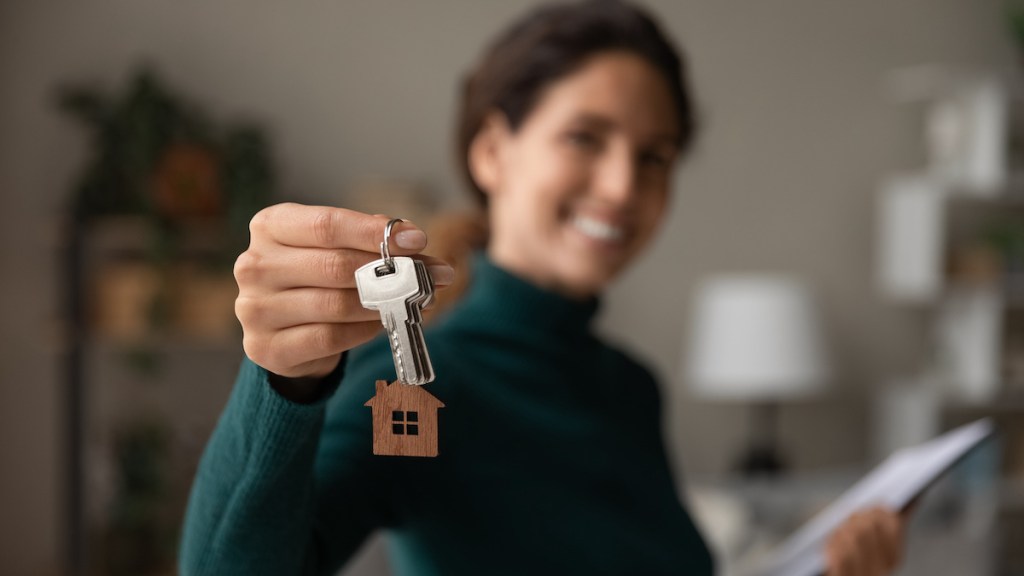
left=468, top=111, right=511, bottom=198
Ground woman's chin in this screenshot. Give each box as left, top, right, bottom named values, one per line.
left=557, top=257, right=624, bottom=297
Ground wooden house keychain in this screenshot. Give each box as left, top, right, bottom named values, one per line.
left=355, top=219, right=445, bottom=457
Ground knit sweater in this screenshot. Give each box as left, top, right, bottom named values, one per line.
left=179, top=254, right=713, bottom=575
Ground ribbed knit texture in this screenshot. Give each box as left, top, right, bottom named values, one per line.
left=180, top=254, right=713, bottom=575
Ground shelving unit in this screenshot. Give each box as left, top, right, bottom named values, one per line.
left=62, top=215, right=242, bottom=576
left=873, top=68, right=1024, bottom=575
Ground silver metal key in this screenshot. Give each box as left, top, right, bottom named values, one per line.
left=355, top=256, right=435, bottom=385
left=410, top=258, right=434, bottom=379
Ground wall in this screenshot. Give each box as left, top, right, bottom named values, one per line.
left=0, top=1, right=1015, bottom=574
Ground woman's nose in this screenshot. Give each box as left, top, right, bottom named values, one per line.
left=593, top=145, right=638, bottom=206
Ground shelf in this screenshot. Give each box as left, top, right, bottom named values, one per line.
left=941, top=393, right=1024, bottom=413
left=83, top=332, right=241, bottom=353
left=947, top=192, right=1024, bottom=207
left=938, top=283, right=1024, bottom=310
left=83, top=216, right=235, bottom=258
left=949, top=171, right=1024, bottom=205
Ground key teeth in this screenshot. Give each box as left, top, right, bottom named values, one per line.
left=391, top=332, right=404, bottom=377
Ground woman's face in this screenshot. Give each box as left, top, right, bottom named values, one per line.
left=475, top=51, right=681, bottom=298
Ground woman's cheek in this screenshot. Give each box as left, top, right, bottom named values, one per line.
left=548, top=145, right=594, bottom=186
left=630, top=194, right=668, bottom=252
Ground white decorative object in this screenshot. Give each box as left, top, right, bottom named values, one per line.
left=875, top=174, right=947, bottom=303
left=935, top=286, right=1004, bottom=402
left=885, top=66, right=1008, bottom=194
left=686, top=275, right=831, bottom=400
left=927, top=77, right=1008, bottom=194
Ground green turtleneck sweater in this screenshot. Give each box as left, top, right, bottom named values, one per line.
left=180, top=255, right=713, bottom=575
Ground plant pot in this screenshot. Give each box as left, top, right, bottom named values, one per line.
left=171, top=264, right=238, bottom=341
left=91, top=262, right=161, bottom=340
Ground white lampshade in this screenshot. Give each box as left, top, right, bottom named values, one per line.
left=685, top=274, right=831, bottom=400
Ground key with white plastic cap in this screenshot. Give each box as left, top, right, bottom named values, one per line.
left=355, top=256, right=435, bottom=385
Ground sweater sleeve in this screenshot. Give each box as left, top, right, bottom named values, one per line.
left=179, top=340, right=401, bottom=576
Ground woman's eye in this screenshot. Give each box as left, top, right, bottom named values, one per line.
left=566, top=131, right=599, bottom=149
left=640, top=151, right=670, bottom=167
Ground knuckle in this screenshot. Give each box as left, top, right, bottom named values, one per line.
left=249, top=206, right=273, bottom=237
left=313, top=208, right=339, bottom=247
left=242, top=334, right=269, bottom=366
left=233, top=250, right=261, bottom=285
left=359, top=215, right=384, bottom=245
left=321, top=251, right=349, bottom=284
left=314, top=324, right=343, bottom=353
left=263, top=336, right=291, bottom=371
left=322, top=289, right=348, bottom=318
left=234, top=295, right=262, bottom=326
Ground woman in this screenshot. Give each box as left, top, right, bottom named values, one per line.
left=180, top=2, right=906, bottom=575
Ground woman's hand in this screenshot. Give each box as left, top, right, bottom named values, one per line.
left=824, top=506, right=908, bottom=576
left=234, top=203, right=454, bottom=382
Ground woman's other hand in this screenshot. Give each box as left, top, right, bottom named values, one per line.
left=824, top=506, right=908, bottom=576
left=234, top=203, right=454, bottom=384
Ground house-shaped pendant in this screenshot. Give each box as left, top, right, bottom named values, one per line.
left=364, top=380, right=445, bottom=457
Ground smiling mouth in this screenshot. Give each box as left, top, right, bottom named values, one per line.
left=570, top=214, right=626, bottom=244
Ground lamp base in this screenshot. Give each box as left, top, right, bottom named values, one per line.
left=735, top=402, right=787, bottom=477
left=735, top=444, right=786, bottom=477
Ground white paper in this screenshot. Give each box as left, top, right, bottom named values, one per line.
left=752, top=418, right=993, bottom=576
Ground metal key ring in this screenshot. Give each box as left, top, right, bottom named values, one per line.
left=380, top=217, right=405, bottom=272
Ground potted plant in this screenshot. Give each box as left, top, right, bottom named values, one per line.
left=57, top=66, right=274, bottom=344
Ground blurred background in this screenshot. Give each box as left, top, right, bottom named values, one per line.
left=1, top=0, right=1023, bottom=575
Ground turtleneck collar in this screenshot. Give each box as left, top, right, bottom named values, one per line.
left=453, top=252, right=601, bottom=337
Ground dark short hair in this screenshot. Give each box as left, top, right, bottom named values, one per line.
left=456, top=0, right=697, bottom=206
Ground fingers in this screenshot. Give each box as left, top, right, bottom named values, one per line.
left=235, top=202, right=454, bottom=379
left=243, top=321, right=382, bottom=379
left=237, top=288, right=379, bottom=327
left=826, top=523, right=863, bottom=576
left=856, top=508, right=903, bottom=573
left=250, top=203, right=427, bottom=253
left=825, top=507, right=906, bottom=576
left=237, top=247, right=380, bottom=290
left=418, top=255, right=456, bottom=285
left=880, top=508, right=906, bottom=570
left=857, top=511, right=887, bottom=575
left=235, top=247, right=455, bottom=291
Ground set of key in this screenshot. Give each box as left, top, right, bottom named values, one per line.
left=355, top=220, right=436, bottom=386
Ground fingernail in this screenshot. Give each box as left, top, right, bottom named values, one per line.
left=428, top=264, right=455, bottom=285
left=395, top=229, right=427, bottom=250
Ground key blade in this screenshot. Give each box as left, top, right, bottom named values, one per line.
left=354, top=256, right=435, bottom=385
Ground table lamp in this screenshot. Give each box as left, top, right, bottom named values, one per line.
left=685, top=274, right=831, bottom=476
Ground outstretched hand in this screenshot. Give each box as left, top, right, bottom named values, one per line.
left=234, top=203, right=454, bottom=381
left=824, top=506, right=908, bottom=576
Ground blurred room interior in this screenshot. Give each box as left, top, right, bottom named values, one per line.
left=1, top=1, right=1023, bottom=574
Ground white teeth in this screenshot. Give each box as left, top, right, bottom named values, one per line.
left=571, top=215, right=624, bottom=242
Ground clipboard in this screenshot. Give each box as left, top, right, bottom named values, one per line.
left=752, top=418, right=995, bottom=576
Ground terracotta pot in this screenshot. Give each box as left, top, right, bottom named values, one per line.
left=151, top=143, right=222, bottom=221
left=91, top=262, right=161, bottom=339
left=172, top=265, right=238, bottom=341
